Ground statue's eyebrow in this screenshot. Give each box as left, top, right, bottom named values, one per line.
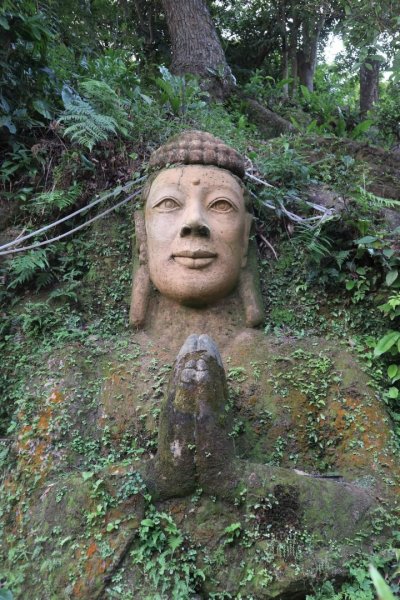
left=204, top=187, right=242, bottom=207
left=148, top=185, right=184, bottom=207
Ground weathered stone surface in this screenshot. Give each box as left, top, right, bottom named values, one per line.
left=1, top=327, right=398, bottom=599
left=153, top=334, right=235, bottom=498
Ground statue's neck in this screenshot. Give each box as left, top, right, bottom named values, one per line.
left=144, top=290, right=246, bottom=353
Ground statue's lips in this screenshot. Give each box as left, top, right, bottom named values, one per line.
left=172, top=250, right=217, bottom=269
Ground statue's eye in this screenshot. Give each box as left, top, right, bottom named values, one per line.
left=209, top=199, right=234, bottom=212
left=155, top=197, right=180, bottom=211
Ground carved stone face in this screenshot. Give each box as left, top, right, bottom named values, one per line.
left=145, top=165, right=252, bottom=306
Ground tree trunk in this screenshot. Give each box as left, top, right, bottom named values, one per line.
left=243, top=97, right=296, bottom=138
left=298, top=10, right=327, bottom=92
left=278, top=0, right=289, bottom=99
left=288, top=12, right=300, bottom=98
left=360, top=58, right=379, bottom=116
left=297, top=49, right=314, bottom=91
left=161, top=0, right=235, bottom=98
left=161, top=0, right=295, bottom=135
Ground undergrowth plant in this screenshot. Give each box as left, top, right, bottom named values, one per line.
left=58, top=83, right=129, bottom=151
left=29, top=183, right=81, bottom=215
left=154, top=66, right=208, bottom=116
left=130, top=509, right=205, bottom=598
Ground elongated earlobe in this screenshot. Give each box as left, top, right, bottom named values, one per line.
left=239, top=230, right=264, bottom=328
left=129, top=211, right=151, bottom=328
left=241, top=212, right=253, bottom=268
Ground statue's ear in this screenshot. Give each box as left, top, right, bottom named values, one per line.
left=129, top=210, right=151, bottom=329
left=239, top=214, right=264, bottom=328
left=241, top=212, right=253, bottom=268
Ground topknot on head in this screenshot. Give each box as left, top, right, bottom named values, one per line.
left=148, top=130, right=246, bottom=179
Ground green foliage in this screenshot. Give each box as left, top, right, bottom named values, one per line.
left=0, top=2, right=55, bottom=139
left=295, top=225, right=333, bottom=263
left=255, top=139, right=312, bottom=189
left=376, top=81, right=400, bottom=144
left=79, top=80, right=132, bottom=135
left=83, top=49, right=142, bottom=96
left=58, top=84, right=126, bottom=150
left=222, top=522, right=242, bottom=544
left=243, top=71, right=291, bottom=107
left=295, top=82, right=372, bottom=140
left=155, top=66, right=208, bottom=116
left=30, top=183, right=81, bottom=214
left=131, top=509, right=205, bottom=597
left=370, top=564, right=399, bottom=600
left=6, top=248, right=51, bottom=289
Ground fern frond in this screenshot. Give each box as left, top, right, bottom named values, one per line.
left=80, top=79, right=132, bottom=135
left=295, top=225, right=333, bottom=262
left=59, top=93, right=118, bottom=150
left=32, top=183, right=81, bottom=213
left=7, top=248, right=50, bottom=288
left=354, top=187, right=400, bottom=210
left=335, top=250, right=351, bottom=269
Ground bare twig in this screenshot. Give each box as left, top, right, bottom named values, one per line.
left=259, top=233, right=278, bottom=259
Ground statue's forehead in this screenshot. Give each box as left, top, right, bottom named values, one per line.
left=148, top=165, right=244, bottom=195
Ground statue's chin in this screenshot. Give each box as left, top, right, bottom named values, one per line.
left=154, top=280, right=238, bottom=308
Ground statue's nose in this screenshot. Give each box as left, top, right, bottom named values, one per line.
left=180, top=223, right=210, bottom=238
left=180, top=201, right=210, bottom=238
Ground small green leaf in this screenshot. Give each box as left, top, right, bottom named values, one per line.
left=141, top=518, right=154, bottom=527
left=169, top=535, right=183, bottom=551
left=32, top=99, right=52, bottom=119
left=346, top=280, right=356, bottom=290
left=82, top=471, right=94, bottom=481
left=224, top=522, right=241, bottom=534
left=0, top=15, right=10, bottom=29
left=369, top=565, right=395, bottom=600
left=374, top=332, right=400, bottom=357
left=383, top=249, right=395, bottom=258
left=356, top=236, right=377, bottom=245
left=351, top=119, right=373, bottom=138
left=386, top=270, right=398, bottom=286
left=60, top=536, right=73, bottom=546
left=388, top=365, right=398, bottom=379
left=388, top=387, right=399, bottom=399
left=0, top=116, right=16, bottom=134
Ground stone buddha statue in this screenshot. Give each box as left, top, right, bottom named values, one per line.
left=3, top=131, right=398, bottom=600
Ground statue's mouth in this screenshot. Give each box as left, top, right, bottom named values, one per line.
left=172, top=250, right=217, bottom=269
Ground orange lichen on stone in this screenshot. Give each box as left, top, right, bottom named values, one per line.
left=14, top=388, right=65, bottom=481
left=328, top=394, right=400, bottom=486
left=49, top=389, right=63, bottom=403
left=72, top=544, right=115, bottom=598
left=37, top=411, right=50, bottom=431
left=86, top=542, right=98, bottom=558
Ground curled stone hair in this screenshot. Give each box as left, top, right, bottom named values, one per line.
left=148, top=130, right=246, bottom=179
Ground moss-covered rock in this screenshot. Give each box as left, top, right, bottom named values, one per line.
left=0, top=325, right=398, bottom=598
